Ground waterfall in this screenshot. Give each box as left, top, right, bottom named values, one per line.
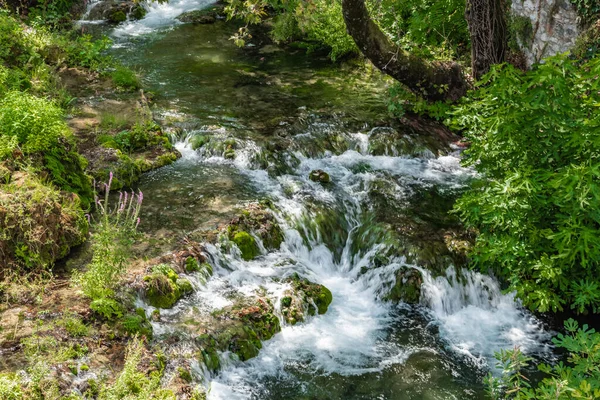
left=112, top=0, right=215, bottom=37
left=136, top=128, right=552, bottom=398
left=418, top=266, right=552, bottom=367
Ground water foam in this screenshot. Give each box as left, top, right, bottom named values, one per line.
left=112, top=0, right=215, bottom=37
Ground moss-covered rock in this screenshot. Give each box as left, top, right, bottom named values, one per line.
left=309, top=169, right=331, bottom=183
left=232, top=231, right=259, bottom=261
left=108, top=10, right=127, bottom=23
left=130, top=4, right=147, bottom=20
left=176, top=5, right=225, bottom=24
left=88, top=0, right=146, bottom=23
left=195, top=297, right=281, bottom=369
left=226, top=202, right=285, bottom=254
left=0, top=171, right=88, bottom=273
left=280, top=275, right=333, bottom=323
left=143, top=265, right=193, bottom=309
left=386, top=267, right=423, bottom=304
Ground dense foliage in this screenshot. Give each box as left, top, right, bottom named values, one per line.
left=225, top=0, right=469, bottom=61
left=451, top=54, right=600, bottom=314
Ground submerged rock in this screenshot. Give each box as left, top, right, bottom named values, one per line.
left=143, top=265, right=193, bottom=309
left=309, top=169, right=331, bottom=183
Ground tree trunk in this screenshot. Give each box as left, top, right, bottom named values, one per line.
left=466, top=0, right=507, bottom=79
left=341, top=0, right=468, bottom=102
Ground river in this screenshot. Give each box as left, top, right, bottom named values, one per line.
left=81, top=2, right=553, bottom=398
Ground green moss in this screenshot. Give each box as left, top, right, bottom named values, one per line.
left=109, top=10, right=127, bottom=24
left=281, top=296, right=292, bottom=307
left=224, top=149, right=236, bottom=159
left=314, top=286, right=333, bottom=314
left=144, top=265, right=193, bottom=309
left=177, top=367, right=193, bottom=383
left=191, top=135, right=209, bottom=150
left=131, top=5, right=147, bottom=20
left=121, top=313, right=153, bottom=337
left=185, top=256, right=200, bottom=272
left=232, top=231, right=259, bottom=260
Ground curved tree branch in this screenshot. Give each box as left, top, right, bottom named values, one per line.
left=341, top=0, right=468, bottom=102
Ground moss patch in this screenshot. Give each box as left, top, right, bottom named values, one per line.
left=232, top=231, right=259, bottom=261
left=143, top=265, right=193, bottom=309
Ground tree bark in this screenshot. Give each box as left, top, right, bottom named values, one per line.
left=341, top=0, right=468, bottom=102
left=466, top=0, right=507, bottom=79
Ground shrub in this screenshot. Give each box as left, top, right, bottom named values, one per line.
left=451, top=54, right=600, bottom=313
left=0, top=172, right=87, bottom=272
left=0, top=91, right=68, bottom=155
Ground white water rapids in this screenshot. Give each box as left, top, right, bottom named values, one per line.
left=163, top=131, right=552, bottom=399
left=88, top=2, right=554, bottom=397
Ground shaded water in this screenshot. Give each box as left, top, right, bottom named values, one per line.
left=84, top=2, right=554, bottom=398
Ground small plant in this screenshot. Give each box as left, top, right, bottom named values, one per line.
left=97, top=337, right=175, bottom=399
left=73, top=173, right=143, bottom=313
left=111, top=66, right=141, bottom=91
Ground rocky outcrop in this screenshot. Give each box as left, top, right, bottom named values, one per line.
left=87, top=0, right=147, bottom=24
left=510, top=0, right=580, bottom=66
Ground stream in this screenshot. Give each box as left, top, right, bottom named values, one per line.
left=80, top=2, right=554, bottom=398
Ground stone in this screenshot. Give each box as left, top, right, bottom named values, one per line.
left=386, top=267, right=424, bottom=304
left=309, top=169, right=330, bottom=183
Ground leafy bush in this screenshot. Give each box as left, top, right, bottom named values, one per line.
left=0, top=91, right=68, bottom=154
left=0, top=91, right=93, bottom=205
left=372, top=0, right=470, bottom=59
left=60, top=34, right=113, bottom=71
left=569, top=0, right=600, bottom=25
left=487, top=319, right=600, bottom=399
left=451, top=54, right=600, bottom=313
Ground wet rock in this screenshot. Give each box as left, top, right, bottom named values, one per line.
left=196, top=297, right=281, bottom=370
left=281, top=276, right=333, bottom=324
left=386, top=267, right=423, bottom=304
left=226, top=202, right=285, bottom=254
left=309, top=169, right=331, bottom=183
left=232, top=231, right=259, bottom=261
left=176, top=5, right=226, bottom=24
left=88, top=0, right=147, bottom=23
left=143, top=265, right=194, bottom=309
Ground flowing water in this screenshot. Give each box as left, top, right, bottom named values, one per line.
left=81, top=2, right=554, bottom=398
